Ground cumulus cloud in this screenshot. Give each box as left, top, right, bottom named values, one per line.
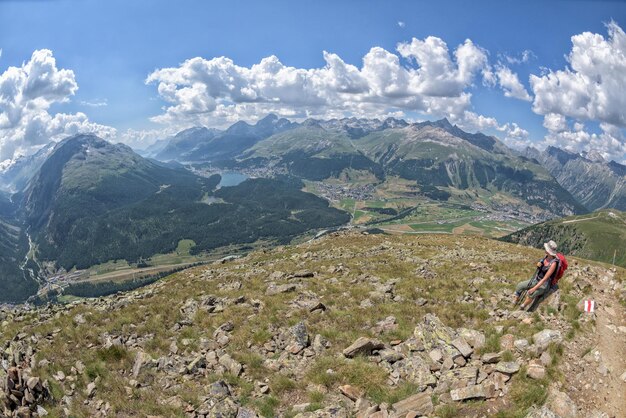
left=0, top=49, right=116, bottom=164
left=146, top=36, right=495, bottom=129
left=397, top=21, right=405, bottom=28
left=542, top=112, right=626, bottom=162
left=495, top=65, right=532, bottom=101
left=530, top=21, right=626, bottom=125
left=530, top=21, right=626, bottom=161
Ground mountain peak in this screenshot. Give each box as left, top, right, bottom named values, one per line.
left=433, top=117, right=453, bottom=129
left=257, top=113, right=279, bottom=124
left=582, top=150, right=605, bottom=163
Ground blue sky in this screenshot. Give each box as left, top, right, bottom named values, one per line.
left=1, top=0, right=625, bottom=162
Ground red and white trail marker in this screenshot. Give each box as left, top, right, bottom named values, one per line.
left=584, top=300, right=595, bottom=313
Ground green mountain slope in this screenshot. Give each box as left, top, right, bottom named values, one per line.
left=0, top=192, right=37, bottom=302
left=501, top=209, right=626, bottom=267
left=17, top=134, right=349, bottom=273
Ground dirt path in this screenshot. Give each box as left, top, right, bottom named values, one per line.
left=560, top=268, right=626, bottom=417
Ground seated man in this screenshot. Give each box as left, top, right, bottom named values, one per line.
left=513, top=240, right=560, bottom=310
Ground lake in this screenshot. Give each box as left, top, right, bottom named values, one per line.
left=217, top=172, right=248, bottom=188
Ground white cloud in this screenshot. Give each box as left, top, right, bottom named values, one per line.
left=0, top=49, right=116, bottom=163
left=397, top=21, right=405, bottom=28
left=530, top=21, right=626, bottom=127
left=529, top=21, right=626, bottom=161
left=542, top=113, right=568, bottom=133
left=145, top=36, right=493, bottom=129
left=504, top=49, right=535, bottom=65
left=79, top=99, right=108, bottom=107
left=541, top=112, right=626, bottom=162
left=495, top=65, right=532, bottom=101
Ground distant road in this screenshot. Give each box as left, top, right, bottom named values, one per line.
left=562, top=214, right=600, bottom=224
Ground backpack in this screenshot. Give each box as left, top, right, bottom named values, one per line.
left=551, top=253, right=568, bottom=286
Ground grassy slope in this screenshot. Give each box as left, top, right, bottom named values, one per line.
left=501, top=209, right=626, bottom=267
left=3, top=233, right=621, bottom=416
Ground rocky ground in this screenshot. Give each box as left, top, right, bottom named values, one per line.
left=1, top=232, right=624, bottom=417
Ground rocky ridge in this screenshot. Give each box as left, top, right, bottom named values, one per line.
left=1, top=232, right=624, bottom=417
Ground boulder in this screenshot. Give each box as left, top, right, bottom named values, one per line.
left=496, top=361, right=520, bottom=375
left=428, top=349, right=443, bottom=363
left=458, top=328, right=486, bottom=349
left=266, top=283, right=297, bottom=296
left=392, top=392, right=434, bottom=416
left=526, top=361, right=546, bottom=380
left=339, top=384, right=362, bottom=401
left=482, top=352, right=501, bottom=363
left=547, top=387, right=578, bottom=418
left=219, top=354, right=243, bottom=376
left=343, top=337, right=384, bottom=358
left=290, top=321, right=310, bottom=349
left=533, top=329, right=562, bottom=352
left=450, top=384, right=486, bottom=401
left=132, top=351, right=153, bottom=378
left=451, top=337, right=473, bottom=358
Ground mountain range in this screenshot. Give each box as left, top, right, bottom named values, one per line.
left=2, top=114, right=625, bottom=303
left=142, top=114, right=586, bottom=217
left=523, top=146, right=626, bottom=211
